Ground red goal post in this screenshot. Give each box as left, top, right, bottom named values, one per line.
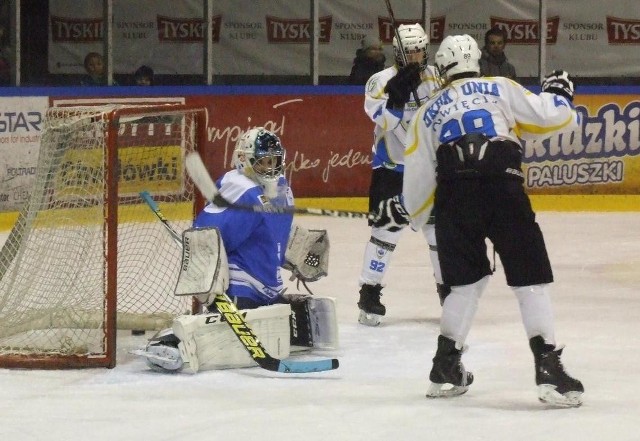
left=0, top=104, right=207, bottom=369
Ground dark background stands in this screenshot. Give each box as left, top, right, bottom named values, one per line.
left=134, top=65, right=154, bottom=86
left=479, top=27, right=517, bottom=81
left=348, top=37, right=386, bottom=85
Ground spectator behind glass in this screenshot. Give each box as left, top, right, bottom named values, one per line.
left=348, top=36, right=386, bottom=85
left=134, top=65, right=154, bottom=86
left=80, top=52, right=118, bottom=86
left=479, top=27, right=517, bottom=81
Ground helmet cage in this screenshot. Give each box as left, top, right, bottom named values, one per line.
left=250, top=131, right=284, bottom=182
left=393, top=24, right=429, bottom=70
left=233, top=128, right=285, bottom=187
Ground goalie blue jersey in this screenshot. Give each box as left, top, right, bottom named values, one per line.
left=193, top=170, right=294, bottom=307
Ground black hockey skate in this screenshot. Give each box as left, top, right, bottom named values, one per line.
left=357, top=284, right=385, bottom=326
left=530, top=335, right=584, bottom=407
left=426, top=335, right=474, bottom=398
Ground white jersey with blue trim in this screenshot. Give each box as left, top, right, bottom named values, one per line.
left=364, top=64, right=440, bottom=171
left=403, top=76, right=580, bottom=230
left=193, top=169, right=294, bottom=306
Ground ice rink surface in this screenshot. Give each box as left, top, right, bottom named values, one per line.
left=1, top=212, right=639, bottom=441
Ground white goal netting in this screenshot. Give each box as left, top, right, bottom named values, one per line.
left=0, top=105, right=206, bottom=368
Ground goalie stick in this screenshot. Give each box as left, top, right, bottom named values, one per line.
left=184, top=152, right=369, bottom=220
left=139, top=190, right=339, bottom=374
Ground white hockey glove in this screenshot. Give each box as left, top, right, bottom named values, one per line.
left=284, top=224, right=330, bottom=282
left=541, top=70, right=574, bottom=102
left=368, top=195, right=410, bottom=232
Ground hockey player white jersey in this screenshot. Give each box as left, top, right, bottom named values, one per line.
left=364, top=64, right=440, bottom=171
left=403, top=76, right=580, bottom=230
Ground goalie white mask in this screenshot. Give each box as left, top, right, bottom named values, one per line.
left=435, top=34, right=481, bottom=81
left=393, top=23, right=429, bottom=70
left=233, top=128, right=285, bottom=194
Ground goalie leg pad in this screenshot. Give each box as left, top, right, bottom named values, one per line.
left=175, top=227, right=229, bottom=307
left=286, top=294, right=339, bottom=351
left=308, top=296, right=339, bottom=349
left=288, top=294, right=313, bottom=349
left=172, top=304, right=292, bottom=372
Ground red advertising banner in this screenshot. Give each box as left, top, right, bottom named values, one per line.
left=0, top=87, right=639, bottom=213
left=185, top=94, right=373, bottom=197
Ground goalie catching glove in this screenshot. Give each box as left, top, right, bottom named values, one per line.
left=541, top=70, right=574, bottom=102
left=284, top=224, right=330, bottom=282
left=368, top=195, right=410, bottom=232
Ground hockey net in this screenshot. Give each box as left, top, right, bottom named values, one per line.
left=0, top=104, right=207, bottom=368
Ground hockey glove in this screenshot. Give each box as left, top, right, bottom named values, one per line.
left=369, top=195, right=410, bottom=232
left=541, top=70, right=574, bottom=102
left=284, top=225, right=330, bottom=282
left=384, top=62, right=422, bottom=110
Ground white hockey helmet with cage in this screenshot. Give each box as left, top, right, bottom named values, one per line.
left=233, top=127, right=285, bottom=187
left=393, top=23, right=429, bottom=70
left=435, top=34, right=481, bottom=81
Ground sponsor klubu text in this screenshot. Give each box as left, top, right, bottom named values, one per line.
left=448, top=22, right=487, bottom=31
left=563, top=22, right=604, bottom=31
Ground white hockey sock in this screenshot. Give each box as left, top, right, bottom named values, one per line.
left=440, top=276, right=489, bottom=348
left=513, top=284, right=556, bottom=345
left=358, top=227, right=402, bottom=286
left=421, top=223, right=443, bottom=284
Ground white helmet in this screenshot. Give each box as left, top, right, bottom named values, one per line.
left=393, top=23, right=429, bottom=70
left=233, top=127, right=285, bottom=187
left=435, top=34, right=481, bottom=80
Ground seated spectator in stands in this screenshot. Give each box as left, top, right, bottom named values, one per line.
left=479, top=27, right=517, bottom=81
left=348, top=37, right=386, bottom=85
left=134, top=65, right=154, bottom=86
left=80, top=52, right=117, bottom=86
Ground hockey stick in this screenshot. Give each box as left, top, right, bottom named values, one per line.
left=184, top=152, right=370, bottom=220
left=384, top=0, right=422, bottom=107
left=139, top=190, right=339, bottom=374
left=139, top=191, right=182, bottom=245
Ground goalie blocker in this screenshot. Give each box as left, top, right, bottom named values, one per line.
left=133, top=227, right=337, bottom=373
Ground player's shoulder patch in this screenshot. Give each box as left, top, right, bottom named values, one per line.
left=367, top=66, right=395, bottom=95
left=366, top=78, right=378, bottom=93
